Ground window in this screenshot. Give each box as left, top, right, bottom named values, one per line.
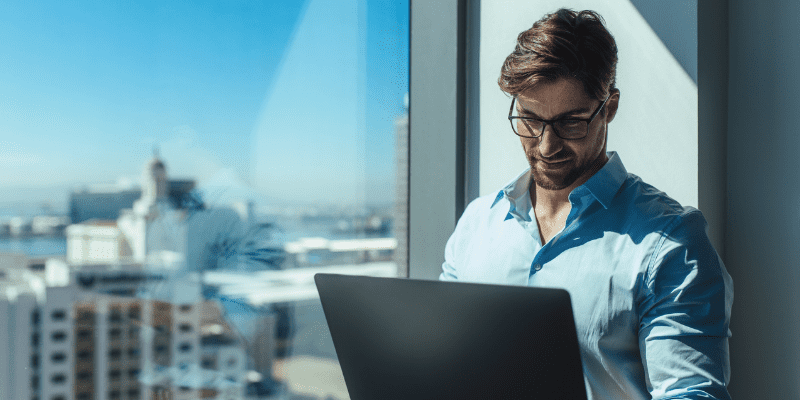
left=50, top=374, right=66, bottom=384
left=108, top=308, right=123, bottom=323
left=77, top=329, right=92, bottom=339
left=50, top=331, right=67, bottom=343
left=50, top=352, right=67, bottom=363
left=76, top=371, right=92, bottom=381
left=108, top=349, right=122, bottom=360
left=31, top=311, right=40, bottom=325
left=1, top=0, right=408, bottom=396
left=109, top=370, right=121, bottom=380
left=50, top=310, right=66, bottom=321
left=76, top=310, right=94, bottom=323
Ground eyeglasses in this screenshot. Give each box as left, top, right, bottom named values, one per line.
left=508, top=94, right=611, bottom=140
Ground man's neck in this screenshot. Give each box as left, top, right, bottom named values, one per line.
left=529, top=153, right=609, bottom=217
left=530, top=183, right=569, bottom=214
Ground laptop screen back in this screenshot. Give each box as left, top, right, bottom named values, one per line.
left=314, top=273, right=587, bottom=400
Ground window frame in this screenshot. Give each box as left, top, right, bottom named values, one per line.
left=408, top=0, right=477, bottom=280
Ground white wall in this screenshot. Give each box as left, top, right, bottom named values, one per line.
left=478, top=0, right=698, bottom=209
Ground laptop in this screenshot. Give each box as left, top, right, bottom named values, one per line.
left=314, top=273, right=587, bottom=400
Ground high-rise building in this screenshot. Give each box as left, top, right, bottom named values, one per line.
left=394, top=94, right=410, bottom=277
left=0, top=265, right=43, bottom=400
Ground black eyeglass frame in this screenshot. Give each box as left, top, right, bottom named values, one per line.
left=508, top=93, right=612, bottom=140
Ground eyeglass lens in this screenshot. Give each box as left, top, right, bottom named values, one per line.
left=511, top=109, right=588, bottom=139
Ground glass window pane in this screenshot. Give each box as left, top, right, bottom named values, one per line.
left=0, top=1, right=409, bottom=399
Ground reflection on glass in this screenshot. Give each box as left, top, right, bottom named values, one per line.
left=0, top=0, right=408, bottom=399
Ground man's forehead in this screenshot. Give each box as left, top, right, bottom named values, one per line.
left=515, top=78, right=593, bottom=116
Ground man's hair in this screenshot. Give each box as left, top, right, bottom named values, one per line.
left=498, top=9, right=618, bottom=100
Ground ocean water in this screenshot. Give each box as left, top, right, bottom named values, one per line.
left=0, top=236, right=66, bottom=257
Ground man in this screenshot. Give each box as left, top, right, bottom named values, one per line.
left=440, top=9, right=733, bottom=400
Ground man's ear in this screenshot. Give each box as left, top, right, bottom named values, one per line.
left=605, top=89, right=620, bottom=123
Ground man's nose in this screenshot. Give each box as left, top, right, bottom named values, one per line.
left=538, top=123, right=564, bottom=158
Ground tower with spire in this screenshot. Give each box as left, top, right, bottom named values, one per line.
left=136, top=147, right=169, bottom=216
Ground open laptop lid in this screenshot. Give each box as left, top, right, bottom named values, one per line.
left=314, top=273, right=587, bottom=400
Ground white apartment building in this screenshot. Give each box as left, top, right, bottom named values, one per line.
left=0, top=265, right=44, bottom=400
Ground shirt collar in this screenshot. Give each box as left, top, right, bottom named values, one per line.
left=580, top=151, right=627, bottom=209
left=492, top=168, right=532, bottom=208
left=491, top=151, right=628, bottom=210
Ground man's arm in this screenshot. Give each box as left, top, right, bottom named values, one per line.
left=439, top=197, right=489, bottom=281
left=638, top=211, right=733, bottom=399
left=439, top=207, right=465, bottom=281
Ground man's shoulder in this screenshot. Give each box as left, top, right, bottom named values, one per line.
left=465, top=192, right=503, bottom=213
left=457, top=192, right=505, bottom=225
left=615, top=172, right=707, bottom=235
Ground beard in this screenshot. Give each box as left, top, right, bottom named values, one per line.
left=527, top=149, right=597, bottom=191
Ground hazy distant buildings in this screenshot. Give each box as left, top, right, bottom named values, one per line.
left=66, top=221, right=133, bottom=266
left=70, top=189, right=141, bottom=225
left=66, top=155, right=247, bottom=272
left=69, top=175, right=197, bottom=226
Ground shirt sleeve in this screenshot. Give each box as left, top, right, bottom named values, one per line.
left=439, top=197, right=487, bottom=281
left=638, top=211, right=734, bottom=399
left=439, top=227, right=459, bottom=281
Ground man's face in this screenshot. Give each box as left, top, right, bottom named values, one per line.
left=515, top=78, right=618, bottom=191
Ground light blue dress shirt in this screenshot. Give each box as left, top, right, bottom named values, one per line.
left=440, top=152, right=733, bottom=399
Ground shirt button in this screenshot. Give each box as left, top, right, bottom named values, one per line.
left=533, top=263, right=542, bottom=271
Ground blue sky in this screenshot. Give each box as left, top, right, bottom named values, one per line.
left=0, top=0, right=408, bottom=211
